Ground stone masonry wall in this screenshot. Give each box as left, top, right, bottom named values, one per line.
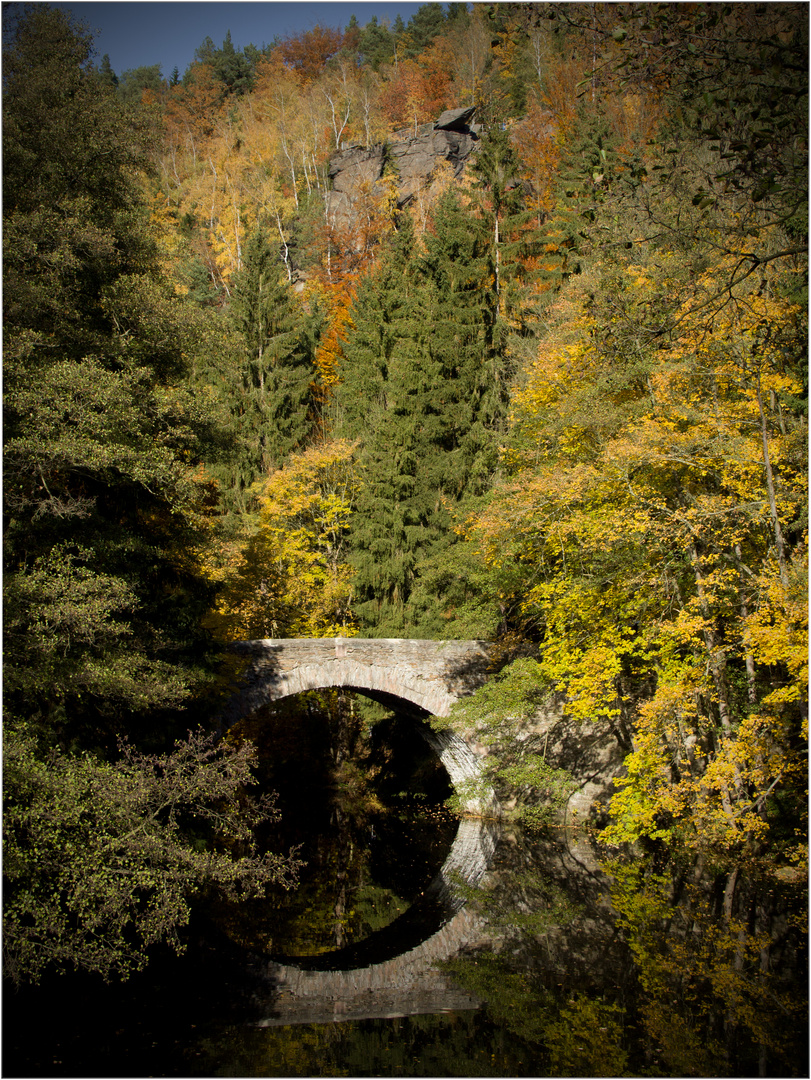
left=223, top=638, right=494, bottom=724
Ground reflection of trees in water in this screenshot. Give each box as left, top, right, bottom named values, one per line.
left=441, top=826, right=634, bottom=1076
left=446, top=825, right=808, bottom=1077
left=455, top=826, right=627, bottom=980
left=196, top=1007, right=535, bottom=1077
left=329, top=804, right=350, bottom=950
left=208, top=691, right=457, bottom=958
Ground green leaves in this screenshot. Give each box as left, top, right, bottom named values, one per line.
left=4, top=545, right=194, bottom=719
left=2, top=9, right=231, bottom=745
left=3, top=724, right=300, bottom=986
left=433, top=658, right=577, bottom=828
left=3, top=8, right=155, bottom=365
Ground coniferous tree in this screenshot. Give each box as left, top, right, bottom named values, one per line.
left=97, top=53, right=118, bottom=88
left=212, top=30, right=256, bottom=96
left=229, top=226, right=315, bottom=477
left=416, top=190, right=506, bottom=499
left=333, top=218, right=416, bottom=440
left=403, top=191, right=515, bottom=635
left=335, top=219, right=429, bottom=631
left=337, top=199, right=515, bottom=635
left=470, top=124, right=538, bottom=311
left=538, top=110, right=622, bottom=293
left=358, top=16, right=394, bottom=70
left=405, top=2, right=447, bottom=55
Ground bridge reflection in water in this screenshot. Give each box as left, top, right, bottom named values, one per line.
left=221, top=638, right=504, bottom=1026
left=255, top=817, right=500, bottom=1027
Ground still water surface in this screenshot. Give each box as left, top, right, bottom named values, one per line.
left=3, top=699, right=618, bottom=1077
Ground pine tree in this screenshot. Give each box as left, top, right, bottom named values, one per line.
left=229, top=226, right=315, bottom=477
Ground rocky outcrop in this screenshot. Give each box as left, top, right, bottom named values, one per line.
left=326, top=106, right=480, bottom=230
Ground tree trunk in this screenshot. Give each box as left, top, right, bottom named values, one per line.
left=755, top=375, right=789, bottom=587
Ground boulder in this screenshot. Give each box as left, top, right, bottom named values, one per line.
left=328, top=145, right=384, bottom=194
left=435, top=105, right=477, bottom=132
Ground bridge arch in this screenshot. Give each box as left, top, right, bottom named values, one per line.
left=221, top=638, right=499, bottom=816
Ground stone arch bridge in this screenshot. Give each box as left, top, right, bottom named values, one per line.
left=221, top=638, right=499, bottom=814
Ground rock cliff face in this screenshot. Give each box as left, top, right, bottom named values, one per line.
left=326, top=106, right=480, bottom=230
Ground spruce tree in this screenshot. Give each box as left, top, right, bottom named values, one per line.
left=536, top=110, right=622, bottom=293
left=416, top=190, right=507, bottom=500
left=335, top=219, right=433, bottom=632
left=403, top=191, right=514, bottom=635
left=333, top=219, right=416, bottom=440
left=229, top=226, right=314, bottom=478
left=336, top=199, right=514, bottom=636
left=469, top=125, right=532, bottom=306
left=405, top=3, right=447, bottom=54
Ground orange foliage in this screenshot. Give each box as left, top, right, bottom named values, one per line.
left=603, top=91, right=662, bottom=156
left=253, top=51, right=303, bottom=96
left=378, top=43, right=453, bottom=130
left=164, top=62, right=223, bottom=147
left=310, top=174, right=397, bottom=291
left=514, top=100, right=562, bottom=225
left=279, top=25, right=344, bottom=83
left=313, top=282, right=356, bottom=415
left=538, top=52, right=586, bottom=135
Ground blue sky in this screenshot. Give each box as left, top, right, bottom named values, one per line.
left=46, top=2, right=429, bottom=79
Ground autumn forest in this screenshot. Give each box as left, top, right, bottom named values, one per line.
left=3, top=2, right=808, bottom=1075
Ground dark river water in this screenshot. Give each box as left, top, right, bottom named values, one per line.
left=4, top=694, right=805, bottom=1077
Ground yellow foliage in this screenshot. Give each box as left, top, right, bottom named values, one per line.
left=745, top=553, right=808, bottom=712
left=206, top=440, right=360, bottom=640
left=466, top=237, right=807, bottom=869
